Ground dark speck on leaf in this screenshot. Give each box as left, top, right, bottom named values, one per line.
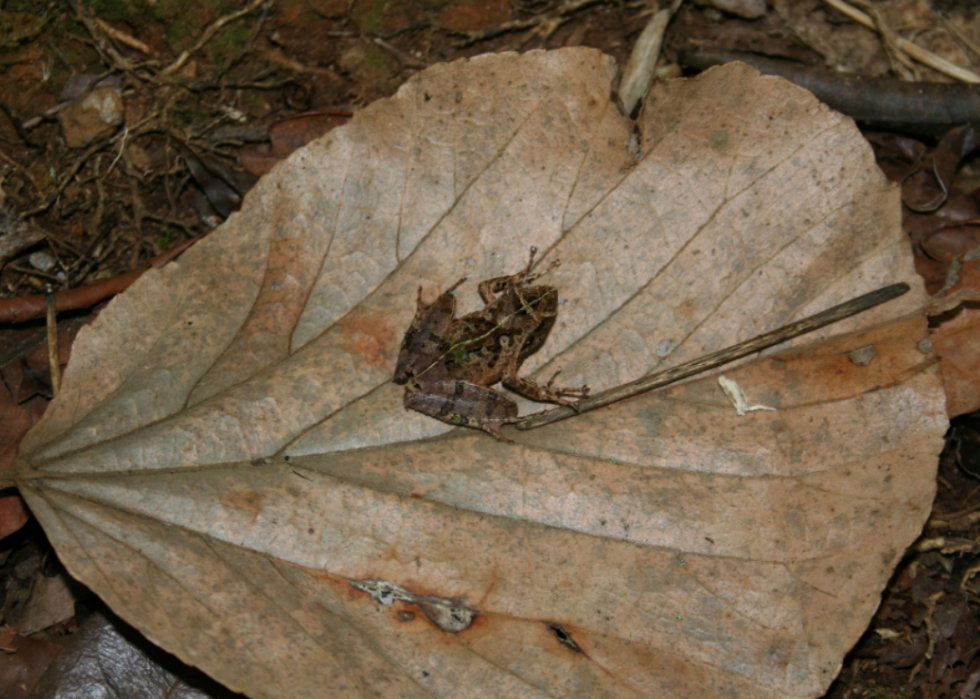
left=545, top=622, right=584, bottom=654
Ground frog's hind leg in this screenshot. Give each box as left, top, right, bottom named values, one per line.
left=404, top=379, right=520, bottom=443
left=502, top=362, right=590, bottom=409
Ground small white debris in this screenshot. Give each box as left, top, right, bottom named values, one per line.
left=626, top=131, right=641, bottom=158
left=29, top=251, right=57, bottom=272
left=718, top=375, right=776, bottom=417
left=220, top=105, right=247, bottom=123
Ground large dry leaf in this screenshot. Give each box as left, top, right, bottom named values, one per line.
left=12, top=50, right=946, bottom=698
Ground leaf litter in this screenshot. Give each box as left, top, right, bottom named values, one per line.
left=11, top=50, right=947, bottom=698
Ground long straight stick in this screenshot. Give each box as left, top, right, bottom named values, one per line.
left=516, top=282, right=911, bottom=431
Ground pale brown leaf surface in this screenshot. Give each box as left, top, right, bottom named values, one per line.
left=12, top=50, right=946, bottom=698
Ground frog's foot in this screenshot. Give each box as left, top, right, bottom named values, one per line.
left=474, top=418, right=520, bottom=443
left=443, top=412, right=521, bottom=443
left=545, top=369, right=590, bottom=409
left=505, top=370, right=590, bottom=409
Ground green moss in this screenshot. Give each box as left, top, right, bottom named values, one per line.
left=351, top=0, right=455, bottom=34
left=301, top=0, right=350, bottom=18
left=165, top=15, right=191, bottom=51
left=155, top=231, right=177, bottom=249
left=81, top=0, right=152, bottom=25
left=132, top=0, right=243, bottom=53
left=364, top=43, right=393, bottom=71
left=207, top=16, right=251, bottom=62
left=2, top=0, right=38, bottom=12
left=361, top=44, right=404, bottom=95
left=240, top=90, right=268, bottom=113
left=0, top=8, right=51, bottom=50
left=352, top=0, right=389, bottom=33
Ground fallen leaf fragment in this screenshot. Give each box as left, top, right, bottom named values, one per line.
left=18, top=570, right=78, bottom=635
left=930, top=258, right=980, bottom=417
left=0, top=633, right=64, bottom=699
left=240, top=111, right=352, bottom=176
left=29, top=609, right=238, bottom=699
left=0, top=495, right=28, bottom=540
left=0, top=208, right=46, bottom=268
left=0, top=236, right=200, bottom=323
left=11, top=50, right=945, bottom=699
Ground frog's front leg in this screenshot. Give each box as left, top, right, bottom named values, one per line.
left=405, top=378, right=520, bottom=442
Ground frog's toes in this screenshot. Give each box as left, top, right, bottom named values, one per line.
left=478, top=421, right=515, bottom=443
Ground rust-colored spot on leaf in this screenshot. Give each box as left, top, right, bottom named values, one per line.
left=337, top=312, right=400, bottom=369
left=220, top=489, right=264, bottom=518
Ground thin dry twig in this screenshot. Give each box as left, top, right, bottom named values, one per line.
left=822, top=0, right=980, bottom=83
left=0, top=211, right=46, bottom=268
left=854, top=0, right=918, bottom=79
left=933, top=9, right=980, bottom=64
left=94, top=18, right=153, bottom=55
left=370, top=37, right=428, bottom=71
left=446, top=0, right=609, bottom=46
left=0, top=236, right=202, bottom=323
left=67, top=0, right=138, bottom=73
left=161, top=0, right=270, bottom=77
left=5, top=263, right=63, bottom=285
left=20, top=140, right=109, bottom=219
left=517, top=283, right=910, bottom=430
left=44, top=287, right=61, bottom=396
left=0, top=151, right=41, bottom=194
left=264, top=47, right=343, bottom=80
left=20, top=108, right=161, bottom=219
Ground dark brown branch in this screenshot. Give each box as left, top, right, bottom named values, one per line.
left=679, top=49, right=980, bottom=139
left=0, top=236, right=201, bottom=324
left=516, top=282, right=911, bottom=431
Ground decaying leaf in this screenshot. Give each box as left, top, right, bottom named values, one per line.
left=29, top=609, right=238, bottom=699
left=10, top=50, right=945, bottom=698
left=931, top=258, right=980, bottom=418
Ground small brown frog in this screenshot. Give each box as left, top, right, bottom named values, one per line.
left=393, top=249, right=588, bottom=441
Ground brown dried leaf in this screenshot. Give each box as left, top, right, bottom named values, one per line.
left=240, top=111, right=352, bottom=177
left=30, top=610, right=238, bottom=699
left=11, top=50, right=946, bottom=698
left=931, top=259, right=980, bottom=417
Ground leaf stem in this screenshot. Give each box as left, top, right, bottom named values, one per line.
left=516, top=282, right=911, bottom=431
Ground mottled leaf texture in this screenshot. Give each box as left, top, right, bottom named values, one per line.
left=13, top=50, right=945, bottom=698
